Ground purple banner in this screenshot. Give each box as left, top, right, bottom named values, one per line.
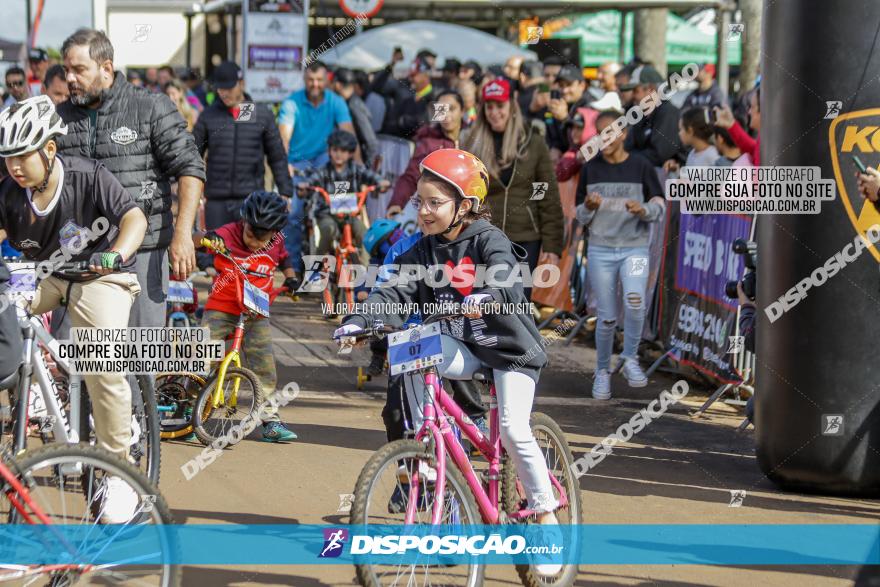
left=675, top=214, right=751, bottom=310
left=247, top=45, right=301, bottom=70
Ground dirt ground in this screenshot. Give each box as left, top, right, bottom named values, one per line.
left=156, top=295, right=880, bottom=586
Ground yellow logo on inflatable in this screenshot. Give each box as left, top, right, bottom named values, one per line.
left=829, top=109, right=880, bottom=262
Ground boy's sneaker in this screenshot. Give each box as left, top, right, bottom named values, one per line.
left=367, top=352, right=385, bottom=376
left=621, top=358, right=648, bottom=388
left=262, top=422, right=298, bottom=442
left=96, top=476, right=139, bottom=524
left=387, top=484, right=409, bottom=514
left=592, top=369, right=611, bottom=400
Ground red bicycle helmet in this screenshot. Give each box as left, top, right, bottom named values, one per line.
left=419, top=149, right=489, bottom=212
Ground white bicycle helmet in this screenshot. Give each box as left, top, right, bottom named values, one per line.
left=0, top=95, right=68, bottom=158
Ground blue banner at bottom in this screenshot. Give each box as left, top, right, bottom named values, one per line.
left=0, top=524, right=877, bottom=566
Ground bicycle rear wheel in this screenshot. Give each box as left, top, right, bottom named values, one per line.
left=0, top=443, right=180, bottom=586
left=350, top=439, right=484, bottom=587
left=192, top=366, right=261, bottom=447
left=502, top=412, right=582, bottom=587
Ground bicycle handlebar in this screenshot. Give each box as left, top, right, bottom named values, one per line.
left=333, top=303, right=502, bottom=342
left=298, top=185, right=377, bottom=216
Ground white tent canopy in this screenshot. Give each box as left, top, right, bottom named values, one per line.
left=321, top=20, right=536, bottom=71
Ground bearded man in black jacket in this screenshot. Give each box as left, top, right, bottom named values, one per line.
left=55, top=28, right=206, bottom=328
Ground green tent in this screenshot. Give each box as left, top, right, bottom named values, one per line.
left=540, top=10, right=741, bottom=67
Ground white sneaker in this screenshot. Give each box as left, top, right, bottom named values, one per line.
left=529, top=520, right=563, bottom=577
left=621, top=358, right=648, bottom=387
left=592, top=369, right=611, bottom=400
left=97, top=476, right=139, bottom=524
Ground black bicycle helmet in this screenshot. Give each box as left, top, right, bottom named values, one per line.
left=240, top=191, right=288, bottom=231
left=327, top=129, right=358, bottom=152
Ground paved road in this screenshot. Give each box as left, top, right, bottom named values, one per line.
left=158, top=295, right=880, bottom=586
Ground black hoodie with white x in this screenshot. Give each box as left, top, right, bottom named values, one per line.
left=343, top=219, right=547, bottom=383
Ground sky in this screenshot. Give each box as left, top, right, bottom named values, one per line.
left=4, top=0, right=93, bottom=50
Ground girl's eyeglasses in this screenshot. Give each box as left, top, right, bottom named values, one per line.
left=410, top=196, right=454, bottom=212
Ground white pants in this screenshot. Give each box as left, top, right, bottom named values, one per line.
left=402, top=335, right=557, bottom=512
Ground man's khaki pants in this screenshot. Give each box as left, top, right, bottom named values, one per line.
left=31, top=273, right=141, bottom=460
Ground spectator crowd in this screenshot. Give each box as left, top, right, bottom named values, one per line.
left=1, top=30, right=762, bottom=316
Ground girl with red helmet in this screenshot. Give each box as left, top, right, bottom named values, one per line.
left=335, top=148, right=563, bottom=574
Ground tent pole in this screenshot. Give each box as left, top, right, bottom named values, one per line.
left=618, top=10, right=627, bottom=63
left=25, top=0, right=32, bottom=47
left=716, top=4, right=731, bottom=96
left=185, top=13, right=192, bottom=70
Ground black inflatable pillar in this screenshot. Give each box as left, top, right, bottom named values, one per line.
left=757, top=2, right=880, bottom=495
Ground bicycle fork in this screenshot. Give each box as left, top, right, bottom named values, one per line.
left=12, top=324, right=35, bottom=455
left=213, top=318, right=245, bottom=409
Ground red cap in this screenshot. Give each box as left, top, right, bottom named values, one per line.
left=702, top=63, right=716, bottom=78
left=481, top=79, right=511, bottom=103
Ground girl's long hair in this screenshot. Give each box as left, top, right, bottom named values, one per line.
left=164, top=79, right=196, bottom=131
left=462, top=98, right=527, bottom=180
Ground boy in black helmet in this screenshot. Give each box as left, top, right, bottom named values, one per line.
left=193, top=190, right=299, bottom=442
left=297, top=129, right=390, bottom=268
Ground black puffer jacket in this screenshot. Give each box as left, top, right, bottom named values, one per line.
left=191, top=95, right=293, bottom=201
left=55, top=72, right=206, bottom=250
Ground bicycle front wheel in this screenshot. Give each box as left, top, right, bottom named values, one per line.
left=192, top=366, right=261, bottom=447
left=156, top=372, right=206, bottom=439
left=1, top=442, right=180, bottom=586
left=502, top=412, right=582, bottom=587
left=350, top=439, right=485, bottom=587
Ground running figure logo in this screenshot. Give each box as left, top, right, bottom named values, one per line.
left=728, top=490, right=747, bottom=507
left=530, top=182, right=548, bottom=201
left=629, top=257, right=648, bottom=276
left=822, top=414, right=844, bottom=436
left=236, top=102, right=256, bottom=122
left=432, top=103, right=450, bottom=122
left=526, top=26, right=543, bottom=44
left=319, top=528, right=349, bottom=558
left=825, top=101, right=842, bottom=120
left=726, top=24, right=744, bottom=41
left=133, top=24, right=152, bottom=43
left=726, top=336, right=744, bottom=354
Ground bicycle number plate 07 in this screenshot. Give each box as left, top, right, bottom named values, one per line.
left=7, top=262, right=37, bottom=301
left=387, top=323, right=443, bottom=375
left=242, top=280, right=270, bottom=317
left=167, top=280, right=195, bottom=304
left=330, top=193, right=359, bottom=215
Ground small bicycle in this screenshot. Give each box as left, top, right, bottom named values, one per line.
left=340, top=309, right=583, bottom=587
left=300, top=184, right=376, bottom=313
left=156, top=278, right=206, bottom=441
left=190, top=238, right=294, bottom=447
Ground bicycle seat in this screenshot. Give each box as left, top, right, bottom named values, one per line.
left=472, top=367, right=494, bottom=383
left=0, top=369, right=19, bottom=392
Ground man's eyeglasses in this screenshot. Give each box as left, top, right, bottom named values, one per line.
left=410, top=196, right=454, bottom=212
left=6, top=81, right=24, bottom=88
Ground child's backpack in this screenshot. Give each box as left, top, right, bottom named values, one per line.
left=363, top=219, right=404, bottom=262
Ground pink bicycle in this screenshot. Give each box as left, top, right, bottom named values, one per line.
left=343, top=310, right=582, bottom=587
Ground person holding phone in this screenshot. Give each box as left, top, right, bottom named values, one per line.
left=516, top=60, right=549, bottom=122
left=546, top=65, right=594, bottom=162
left=855, top=157, right=880, bottom=210
left=713, top=87, right=761, bottom=165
